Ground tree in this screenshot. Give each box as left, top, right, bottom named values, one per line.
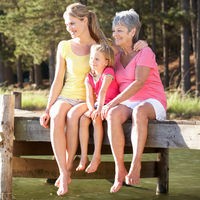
left=162, top=0, right=169, bottom=89
left=195, top=0, right=200, bottom=96
left=180, top=0, right=191, bottom=94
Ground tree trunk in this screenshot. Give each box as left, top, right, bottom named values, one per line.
left=0, top=57, right=5, bottom=84
left=4, top=65, right=14, bottom=85
left=195, top=0, right=200, bottom=96
left=151, top=0, right=156, bottom=52
left=79, top=0, right=87, bottom=5
left=49, top=42, right=56, bottom=85
left=34, top=64, right=42, bottom=88
left=162, top=0, right=169, bottom=89
left=180, top=0, right=191, bottom=94
left=0, top=33, right=5, bottom=84
left=29, top=66, right=34, bottom=84
left=190, top=0, right=197, bottom=54
left=16, top=55, right=23, bottom=88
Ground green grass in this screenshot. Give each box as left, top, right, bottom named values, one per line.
left=167, top=91, right=200, bottom=119
left=21, top=91, right=48, bottom=110
left=0, top=87, right=48, bottom=110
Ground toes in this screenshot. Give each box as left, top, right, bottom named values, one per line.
left=110, top=182, right=123, bottom=193
left=54, top=176, right=60, bottom=187
left=76, top=164, right=86, bottom=171
left=85, top=159, right=100, bottom=173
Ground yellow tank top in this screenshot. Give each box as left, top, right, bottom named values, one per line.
left=59, top=40, right=90, bottom=100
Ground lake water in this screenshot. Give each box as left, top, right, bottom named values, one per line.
left=12, top=149, right=200, bottom=200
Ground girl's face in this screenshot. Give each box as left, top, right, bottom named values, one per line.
left=64, top=15, right=87, bottom=38
left=89, top=50, right=108, bottom=74
left=112, top=24, right=134, bottom=47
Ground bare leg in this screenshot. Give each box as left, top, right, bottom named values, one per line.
left=125, top=103, right=156, bottom=185
left=76, top=114, right=91, bottom=171
left=106, top=105, right=132, bottom=193
left=66, top=103, right=88, bottom=175
left=85, top=116, right=103, bottom=173
left=49, top=101, right=72, bottom=196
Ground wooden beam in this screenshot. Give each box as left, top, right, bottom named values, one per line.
left=14, top=115, right=200, bottom=149
left=13, top=156, right=158, bottom=179
left=0, top=95, right=14, bottom=200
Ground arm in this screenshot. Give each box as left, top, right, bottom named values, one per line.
left=40, top=42, right=66, bottom=128
left=92, top=74, right=113, bottom=119
left=103, top=66, right=150, bottom=117
left=85, top=76, right=95, bottom=117
left=46, top=42, right=66, bottom=112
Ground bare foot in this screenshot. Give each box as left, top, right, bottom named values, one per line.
left=125, top=161, right=141, bottom=185
left=54, top=174, right=72, bottom=188
left=76, top=157, right=88, bottom=171
left=85, top=157, right=101, bottom=173
left=54, top=176, right=60, bottom=188
left=110, top=168, right=127, bottom=193
left=56, top=174, right=68, bottom=196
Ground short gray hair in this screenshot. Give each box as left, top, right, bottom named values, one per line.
left=112, top=9, right=141, bottom=43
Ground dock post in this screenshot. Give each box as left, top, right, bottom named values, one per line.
left=156, top=148, right=169, bottom=195
left=0, top=94, right=15, bottom=200
left=11, top=91, right=21, bottom=109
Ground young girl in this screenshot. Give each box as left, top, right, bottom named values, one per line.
left=76, top=43, right=119, bottom=173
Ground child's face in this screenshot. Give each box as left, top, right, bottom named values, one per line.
left=89, top=50, right=108, bottom=73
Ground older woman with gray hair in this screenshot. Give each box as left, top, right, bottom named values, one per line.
left=102, top=9, right=167, bottom=193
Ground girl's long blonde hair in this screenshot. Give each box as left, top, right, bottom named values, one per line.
left=63, top=3, right=107, bottom=43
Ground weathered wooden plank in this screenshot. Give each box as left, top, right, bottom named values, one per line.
left=0, top=95, right=15, bottom=200
left=156, top=148, right=169, bottom=194
left=13, top=157, right=58, bottom=178
left=13, top=156, right=158, bottom=179
left=14, top=115, right=200, bottom=149
left=13, top=141, right=53, bottom=156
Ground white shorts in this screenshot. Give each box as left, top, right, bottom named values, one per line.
left=120, top=98, right=166, bottom=120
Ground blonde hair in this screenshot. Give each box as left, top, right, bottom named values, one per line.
left=63, top=3, right=107, bottom=43
left=90, top=43, right=114, bottom=66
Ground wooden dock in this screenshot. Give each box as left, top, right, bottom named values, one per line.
left=1, top=94, right=200, bottom=200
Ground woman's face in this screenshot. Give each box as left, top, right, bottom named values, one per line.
left=112, top=24, right=134, bottom=47
left=64, top=15, right=87, bottom=38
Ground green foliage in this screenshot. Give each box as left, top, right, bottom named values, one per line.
left=167, top=91, right=200, bottom=118
left=0, top=0, right=71, bottom=64
left=21, top=91, right=48, bottom=110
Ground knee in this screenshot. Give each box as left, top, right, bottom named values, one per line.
left=80, top=115, right=90, bottom=126
left=132, top=106, right=148, bottom=124
left=67, top=109, right=79, bottom=122
left=106, top=108, right=120, bottom=122
left=50, top=108, right=64, bottom=125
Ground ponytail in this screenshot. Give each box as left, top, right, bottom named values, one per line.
left=88, top=11, right=108, bottom=44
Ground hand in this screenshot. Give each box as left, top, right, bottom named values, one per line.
left=91, top=109, right=100, bottom=120
left=133, top=40, right=148, bottom=51
left=101, top=104, right=111, bottom=120
left=40, top=113, right=50, bottom=128
left=84, top=110, right=94, bottom=118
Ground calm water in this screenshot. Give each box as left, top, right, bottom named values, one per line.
left=13, top=149, right=200, bottom=200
